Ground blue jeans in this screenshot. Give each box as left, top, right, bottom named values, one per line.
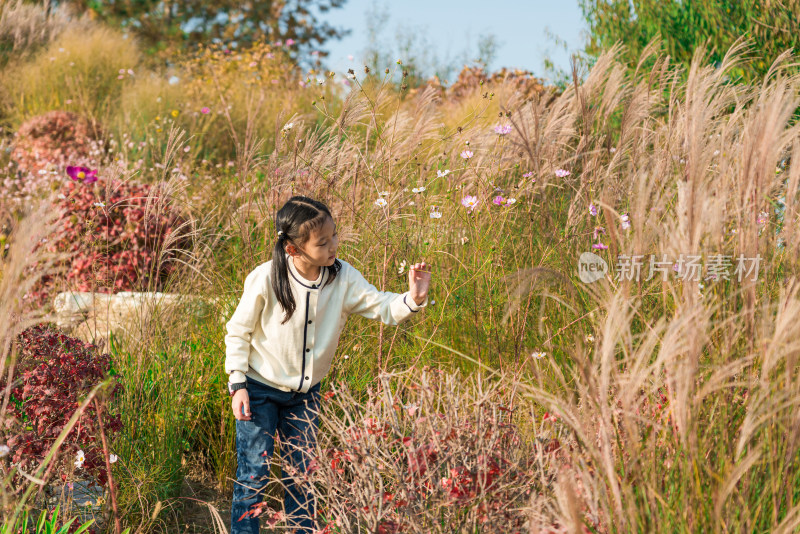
left=230, top=376, right=322, bottom=534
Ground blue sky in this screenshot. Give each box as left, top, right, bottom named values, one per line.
left=321, top=0, right=587, bottom=84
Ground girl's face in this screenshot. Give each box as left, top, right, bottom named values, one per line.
left=294, top=216, right=339, bottom=267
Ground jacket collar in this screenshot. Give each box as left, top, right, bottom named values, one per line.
left=286, top=254, right=325, bottom=289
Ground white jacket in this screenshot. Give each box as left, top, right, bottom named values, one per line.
left=224, top=254, right=428, bottom=393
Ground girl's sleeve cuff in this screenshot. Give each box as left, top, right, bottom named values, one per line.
left=403, top=293, right=428, bottom=312
left=229, top=370, right=247, bottom=384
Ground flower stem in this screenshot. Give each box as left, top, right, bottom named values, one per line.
left=94, top=398, right=121, bottom=534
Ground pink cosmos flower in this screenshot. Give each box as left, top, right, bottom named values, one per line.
left=555, top=168, right=570, bottom=178
left=589, top=203, right=597, bottom=216
left=522, top=171, right=534, bottom=178
left=460, top=150, right=473, bottom=159
left=592, top=242, right=608, bottom=250
left=285, top=39, right=295, bottom=46
left=621, top=213, right=631, bottom=230
left=493, top=195, right=506, bottom=205
left=201, top=107, right=210, bottom=114
left=494, top=124, right=512, bottom=135
left=461, top=195, right=479, bottom=211
left=66, top=166, right=98, bottom=184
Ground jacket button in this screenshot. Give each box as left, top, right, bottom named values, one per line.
left=306, top=348, right=310, bottom=352
left=308, top=320, right=312, bottom=324
left=305, top=376, right=309, bottom=380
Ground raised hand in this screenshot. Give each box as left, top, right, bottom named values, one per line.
left=408, top=261, right=432, bottom=306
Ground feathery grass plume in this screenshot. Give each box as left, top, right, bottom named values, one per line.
left=498, top=40, right=800, bottom=531
left=1, top=24, right=140, bottom=128
left=0, top=195, right=69, bottom=511
left=0, top=197, right=66, bottom=364
left=0, top=0, right=92, bottom=62
left=779, top=138, right=800, bottom=278
left=728, top=53, right=800, bottom=338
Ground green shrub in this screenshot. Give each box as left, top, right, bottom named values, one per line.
left=0, top=503, right=105, bottom=534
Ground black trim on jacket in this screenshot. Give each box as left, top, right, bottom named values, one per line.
left=298, top=290, right=312, bottom=391
left=289, top=265, right=326, bottom=289
left=403, top=294, right=420, bottom=313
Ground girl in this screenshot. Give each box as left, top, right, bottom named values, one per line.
left=224, top=195, right=432, bottom=533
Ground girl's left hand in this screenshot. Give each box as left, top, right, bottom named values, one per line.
left=408, top=262, right=432, bottom=306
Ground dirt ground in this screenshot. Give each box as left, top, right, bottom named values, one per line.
left=179, top=463, right=290, bottom=534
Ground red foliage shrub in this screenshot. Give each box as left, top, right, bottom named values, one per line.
left=25, top=176, right=188, bottom=307
left=441, top=66, right=547, bottom=101
left=307, top=368, right=538, bottom=533
left=10, top=111, right=104, bottom=176
left=1, top=324, right=124, bottom=491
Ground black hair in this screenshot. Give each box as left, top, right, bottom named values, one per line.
left=272, top=195, right=342, bottom=324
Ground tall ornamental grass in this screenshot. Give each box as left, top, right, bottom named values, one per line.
left=2, top=10, right=800, bottom=530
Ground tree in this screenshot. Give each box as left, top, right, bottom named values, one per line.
left=47, top=0, right=350, bottom=57
left=579, top=0, right=800, bottom=81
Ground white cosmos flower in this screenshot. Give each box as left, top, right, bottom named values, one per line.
left=411, top=186, right=426, bottom=193
left=437, top=169, right=451, bottom=177
left=283, top=122, right=294, bottom=131
left=531, top=351, right=546, bottom=360
left=109, top=454, right=118, bottom=464
left=75, top=450, right=85, bottom=468
left=375, top=198, right=387, bottom=207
